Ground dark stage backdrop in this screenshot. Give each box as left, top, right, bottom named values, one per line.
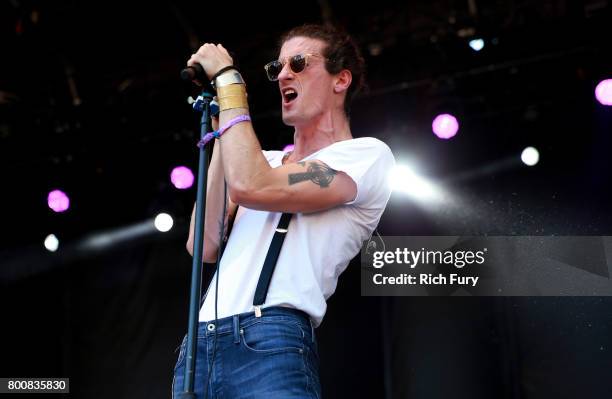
left=1, top=3, right=611, bottom=396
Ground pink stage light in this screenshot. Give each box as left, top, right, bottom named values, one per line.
left=48, top=189, right=70, bottom=213
left=595, top=79, right=612, bottom=106
left=170, top=166, right=194, bottom=189
left=283, top=144, right=295, bottom=152
left=432, top=114, right=459, bottom=139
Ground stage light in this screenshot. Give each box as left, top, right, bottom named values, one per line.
left=595, top=79, right=612, bottom=106
left=432, top=114, right=459, bottom=139
left=388, top=164, right=437, bottom=199
left=521, top=147, right=540, bottom=166
left=44, top=234, right=59, bottom=252
left=469, top=38, right=485, bottom=51
left=170, top=166, right=194, bottom=189
left=154, top=213, right=174, bottom=232
left=48, top=189, right=70, bottom=213
left=283, top=144, right=295, bottom=152
left=80, top=221, right=156, bottom=250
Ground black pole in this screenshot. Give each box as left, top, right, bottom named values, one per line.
left=177, top=90, right=214, bottom=398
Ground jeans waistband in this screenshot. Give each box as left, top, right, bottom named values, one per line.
left=198, top=306, right=312, bottom=338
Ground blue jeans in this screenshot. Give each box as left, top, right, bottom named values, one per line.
left=172, top=307, right=321, bottom=399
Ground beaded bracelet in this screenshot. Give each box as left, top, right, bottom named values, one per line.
left=197, top=114, right=252, bottom=148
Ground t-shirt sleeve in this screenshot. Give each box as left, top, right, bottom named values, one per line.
left=262, top=150, right=284, bottom=167
left=313, top=138, right=395, bottom=208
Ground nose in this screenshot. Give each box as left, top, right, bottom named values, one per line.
left=277, top=61, right=294, bottom=82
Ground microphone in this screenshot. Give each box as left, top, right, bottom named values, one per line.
left=180, top=63, right=206, bottom=82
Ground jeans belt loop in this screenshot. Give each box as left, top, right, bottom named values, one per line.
left=310, top=319, right=315, bottom=343
left=233, top=315, right=240, bottom=344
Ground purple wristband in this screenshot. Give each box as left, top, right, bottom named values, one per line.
left=197, top=115, right=252, bottom=148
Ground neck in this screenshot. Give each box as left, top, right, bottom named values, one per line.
left=288, top=109, right=353, bottom=162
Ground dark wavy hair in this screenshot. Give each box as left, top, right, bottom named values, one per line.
left=280, top=24, right=365, bottom=117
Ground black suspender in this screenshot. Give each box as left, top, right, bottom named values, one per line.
left=209, top=208, right=292, bottom=318
left=252, top=212, right=292, bottom=317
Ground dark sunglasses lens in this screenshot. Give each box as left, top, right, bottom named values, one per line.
left=289, top=55, right=307, bottom=73
left=266, top=61, right=283, bottom=80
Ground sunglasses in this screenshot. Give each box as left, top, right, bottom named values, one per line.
left=264, top=53, right=326, bottom=81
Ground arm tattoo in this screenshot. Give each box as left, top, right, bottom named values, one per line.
left=288, top=162, right=338, bottom=188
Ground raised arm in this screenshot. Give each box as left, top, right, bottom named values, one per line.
left=186, top=136, right=238, bottom=263
left=217, top=111, right=356, bottom=213
left=187, top=44, right=357, bottom=214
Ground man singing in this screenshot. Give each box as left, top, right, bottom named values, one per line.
left=173, top=24, right=394, bottom=398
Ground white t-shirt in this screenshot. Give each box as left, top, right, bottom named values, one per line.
left=199, top=137, right=395, bottom=326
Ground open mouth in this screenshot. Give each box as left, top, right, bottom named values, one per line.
left=282, top=88, right=298, bottom=104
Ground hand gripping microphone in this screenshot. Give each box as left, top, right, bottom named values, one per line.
left=180, top=64, right=206, bottom=83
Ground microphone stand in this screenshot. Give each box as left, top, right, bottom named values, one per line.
left=177, top=89, right=214, bottom=398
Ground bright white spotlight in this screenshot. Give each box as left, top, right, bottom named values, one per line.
left=469, top=38, right=485, bottom=51
left=521, top=147, right=540, bottom=166
left=44, top=234, right=59, bottom=252
left=388, top=165, right=437, bottom=199
left=154, top=213, right=174, bottom=232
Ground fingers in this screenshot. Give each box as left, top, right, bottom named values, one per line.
left=188, top=44, right=219, bottom=65
left=191, top=43, right=230, bottom=57
left=187, top=54, right=199, bottom=67
left=196, top=43, right=215, bottom=56
left=216, top=44, right=233, bottom=62
left=185, top=43, right=234, bottom=79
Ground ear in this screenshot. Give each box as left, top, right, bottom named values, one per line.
left=333, top=70, right=352, bottom=94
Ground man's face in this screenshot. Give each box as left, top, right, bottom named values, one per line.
left=277, top=37, right=335, bottom=126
